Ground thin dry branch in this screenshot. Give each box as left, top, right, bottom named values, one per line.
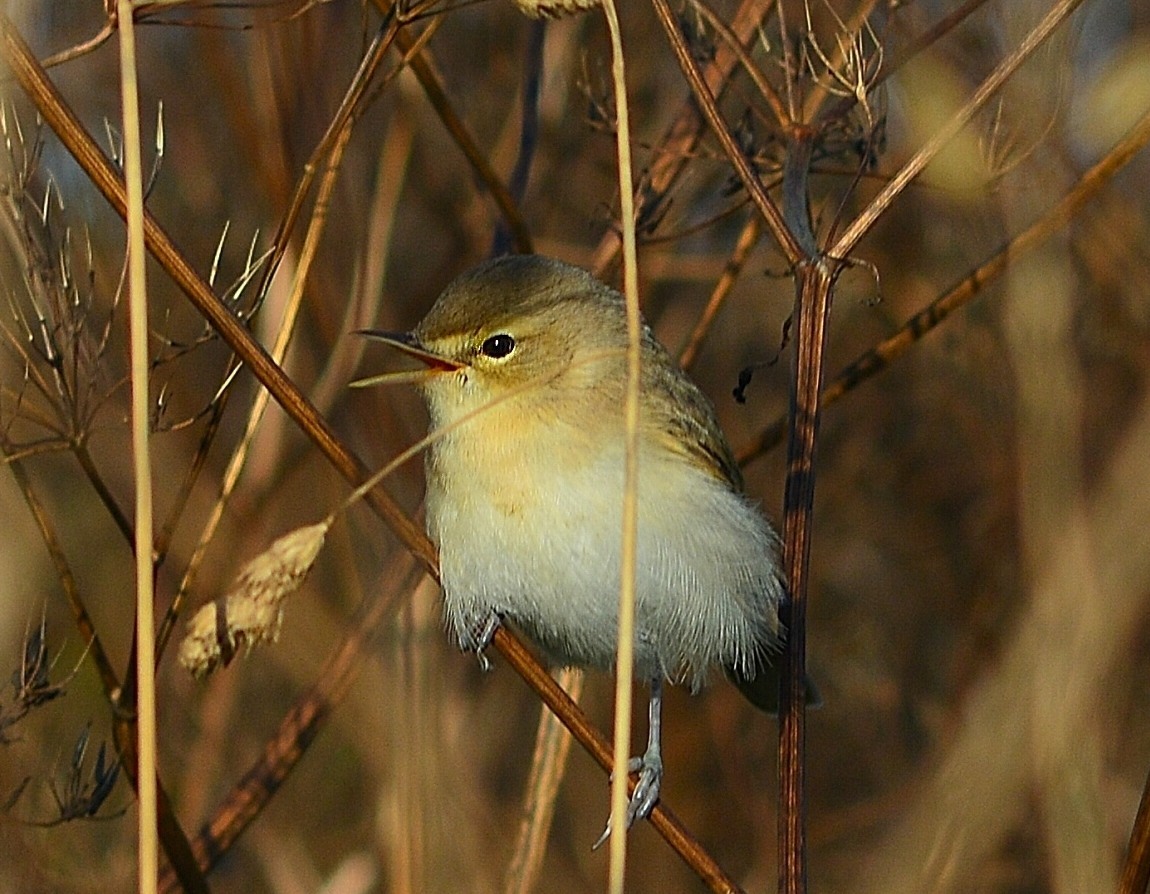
left=678, top=213, right=761, bottom=370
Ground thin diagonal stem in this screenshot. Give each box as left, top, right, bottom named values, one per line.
left=830, top=0, right=1088, bottom=260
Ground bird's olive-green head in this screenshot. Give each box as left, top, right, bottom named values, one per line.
left=356, top=253, right=743, bottom=489
left=358, top=255, right=634, bottom=428
left=414, top=254, right=627, bottom=395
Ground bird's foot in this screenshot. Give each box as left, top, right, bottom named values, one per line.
left=466, top=612, right=502, bottom=672
left=592, top=747, right=663, bottom=849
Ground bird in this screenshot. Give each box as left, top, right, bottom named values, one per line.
left=357, top=254, right=805, bottom=836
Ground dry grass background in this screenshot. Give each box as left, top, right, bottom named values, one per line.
left=0, top=0, right=1149, bottom=891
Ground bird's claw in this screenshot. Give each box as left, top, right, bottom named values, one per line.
left=468, top=612, right=502, bottom=672
left=591, top=749, right=663, bottom=849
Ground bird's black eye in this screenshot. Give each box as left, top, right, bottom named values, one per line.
left=480, top=333, right=516, bottom=359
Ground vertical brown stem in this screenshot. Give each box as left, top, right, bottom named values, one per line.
left=778, top=260, right=834, bottom=894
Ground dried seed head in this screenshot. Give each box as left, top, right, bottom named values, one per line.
left=510, top=0, right=600, bottom=19
left=179, top=521, right=330, bottom=679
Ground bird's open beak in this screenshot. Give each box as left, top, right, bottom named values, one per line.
left=350, top=329, right=463, bottom=389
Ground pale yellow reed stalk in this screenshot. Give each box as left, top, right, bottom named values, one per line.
left=115, top=3, right=157, bottom=891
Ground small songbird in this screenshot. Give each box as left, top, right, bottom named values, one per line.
left=358, top=254, right=799, bottom=833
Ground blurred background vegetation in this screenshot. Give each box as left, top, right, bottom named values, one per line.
left=0, top=0, right=1148, bottom=891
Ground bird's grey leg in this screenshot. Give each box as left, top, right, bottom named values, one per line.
left=627, top=675, right=664, bottom=823
left=593, top=676, right=665, bottom=848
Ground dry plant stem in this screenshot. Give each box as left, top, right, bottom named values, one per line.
left=1, top=441, right=119, bottom=693
left=154, top=400, right=229, bottom=654
left=1120, top=767, right=1150, bottom=894
left=736, top=103, right=1150, bottom=464
left=678, top=214, right=760, bottom=370
left=402, top=45, right=534, bottom=255
left=650, top=0, right=801, bottom=266
left=154, top=399, right=225, bottom=567
left=253, top=10, right=409, bottom=303
left=309, top=105, right=416, bottom=414
left=73, top=441, right=134, bottom=545
left=254, top=10, right=400, bottom=303
left=41, top=19, right=116, bottom=68
left=493, top=19, right=544, bottom=257
left=653, top=6, right=827, bottom=890
left=686, top=0, right=789, bottom=127
left=602, top=0, right=641, bottom=882
left=830, top=0, right=1088, bottom=260
left=504, top=668, right=584, bottom=894
left=772, top=120, right=828, bottom=894
left=778, top=262, right=834, bottom=894
left=376, top=6, right=534, bottom=254
left=116, top=4, right=158, bottom=889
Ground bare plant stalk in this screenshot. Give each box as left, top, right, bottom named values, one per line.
left=253, top=10, right=400, bottom=304
left=778, top=261, right=834, bottom=894
left=115, top=2, right=157, bottom=891
left=602, top=0, right=642, bottom=885
left=505, top=668, right=585, bottom=894
left=678, top=214, right=760, bottom=371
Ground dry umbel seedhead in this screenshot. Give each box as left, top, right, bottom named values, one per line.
left=510, top=0, right=600, bottom=19
left=178, top=522, right=331, bottom=679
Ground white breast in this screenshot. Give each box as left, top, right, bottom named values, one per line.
left=425, top=413, right=782, bottom=688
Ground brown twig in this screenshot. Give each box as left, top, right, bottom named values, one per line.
left=252, top=9, right=401, bottom=306
left=381, top=5, right=534, bottom=255
left=685, top=0, right=790, bottom=129
left=777, top=259, right=835, bottom=894
left=0, top=438, right=120, bottom=696
left=678, top=213, right=761, bottom=370
left=1120, top=765, right=1150, bottom=894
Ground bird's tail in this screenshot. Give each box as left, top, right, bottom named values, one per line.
left=727, top=654, right=821, bottom=714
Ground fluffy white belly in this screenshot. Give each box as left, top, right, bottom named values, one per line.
left=426, top=437, right=782, bottom=687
